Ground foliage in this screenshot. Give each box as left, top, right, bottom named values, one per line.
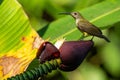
left=0, top=0, right=39, bottom=79
left=0, top=0, right=120, bottom=80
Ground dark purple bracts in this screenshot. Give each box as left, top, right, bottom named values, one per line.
left=59, top=40, right=94, bottom=71
left=39, top=42, right=60, bottom=63
left=38, top=40, right=94, bottom=71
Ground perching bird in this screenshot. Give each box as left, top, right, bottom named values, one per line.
left=60, top=12, right=110, bottom=42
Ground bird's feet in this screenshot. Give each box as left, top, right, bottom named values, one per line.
left=90, top=36, right=94, bottom=41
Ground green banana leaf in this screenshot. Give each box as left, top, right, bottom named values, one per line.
left=39, top=0, right=120, bottom=42
left=0, top=0, right=44, bottom=79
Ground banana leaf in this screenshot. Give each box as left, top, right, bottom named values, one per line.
left=0, top=0, right=44, bottom=79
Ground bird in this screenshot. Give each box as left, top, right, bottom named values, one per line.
left=59, top=12, right=110, bottom=42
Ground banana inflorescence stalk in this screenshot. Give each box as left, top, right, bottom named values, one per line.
left=7, top=58, right=61, bottom=80
left=7, top=40, right=94, bottom=80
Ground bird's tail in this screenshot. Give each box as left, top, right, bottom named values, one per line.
left=101, top=35, right=110, bottom=42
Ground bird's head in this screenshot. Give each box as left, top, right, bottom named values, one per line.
left=59, top=12, right=83, bottom=19
left=70, top=12, right=81, bottom=19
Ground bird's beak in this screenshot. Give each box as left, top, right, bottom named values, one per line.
left=59, top=12, right=71, bottom=15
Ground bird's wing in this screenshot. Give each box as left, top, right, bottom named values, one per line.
left=77, top=20, right=102, bottom=36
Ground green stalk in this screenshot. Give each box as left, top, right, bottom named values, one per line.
left=7, top=58, right=61, bottom=80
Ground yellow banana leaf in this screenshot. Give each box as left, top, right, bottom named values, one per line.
left=0, top=0, right=44, bottom=79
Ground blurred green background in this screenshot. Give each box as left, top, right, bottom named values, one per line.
left=17, top=0, right=120, bottom=80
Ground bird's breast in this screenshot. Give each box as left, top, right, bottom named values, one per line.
left=76, top=19, right=80, bottom=25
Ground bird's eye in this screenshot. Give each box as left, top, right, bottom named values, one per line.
left=74, top=13, right=77, bottom=15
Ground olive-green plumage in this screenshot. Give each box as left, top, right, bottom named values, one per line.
left=60, top=12, right=110, bottom=42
